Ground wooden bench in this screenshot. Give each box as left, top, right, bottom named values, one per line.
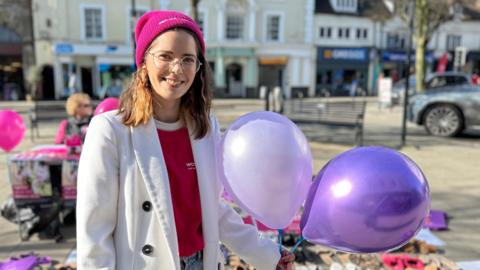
left=29, top=101, right=68, bottom=141
left=285, top=98, right=367, bottom=145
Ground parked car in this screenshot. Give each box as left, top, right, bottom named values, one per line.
left=392, top=72, right=472, bottom=105
left=407, top=84, right=480, bottom=137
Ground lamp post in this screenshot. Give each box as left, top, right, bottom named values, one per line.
left=401, top=0, right=415, bottom=148
left=131, top=0, right=136, bottom=69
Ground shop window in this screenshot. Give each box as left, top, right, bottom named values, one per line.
left=98, top=65, right=135, bottom=98
left=0, top=26, right=22, bottom=42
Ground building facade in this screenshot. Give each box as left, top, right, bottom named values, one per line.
left=313, top=0, right=390, bottom=96
left=32, top=0, right=156, bottom=100
left=29, top=0, right=315, bottom=100
left=164, top=0, right=316, bottom=98
left=22, top=0, right=480, bottom=100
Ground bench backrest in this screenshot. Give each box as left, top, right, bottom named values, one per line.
left=287, top=98, right=366, bottom=126
left=31, top=101, right=67, bottom=121
left=317, top=101, right=366, bottom=125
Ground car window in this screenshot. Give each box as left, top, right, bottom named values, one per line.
left=454, top=76, right=468, bottom=84
left=427, top=77, right=447, bottom=88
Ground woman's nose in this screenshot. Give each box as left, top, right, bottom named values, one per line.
left=169, top=59, right=183, bottom=74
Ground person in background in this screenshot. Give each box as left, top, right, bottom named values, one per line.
left=54, top=93, right=92, bottom=144
left=472, top=69, right=479, bottom=85
left=76, top=10, right=294, bottom=270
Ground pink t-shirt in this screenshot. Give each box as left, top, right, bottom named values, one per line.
left=156, top=120, right=204, bottom=257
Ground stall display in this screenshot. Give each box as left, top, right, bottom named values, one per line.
left=6, top=144, right=79, bottom=240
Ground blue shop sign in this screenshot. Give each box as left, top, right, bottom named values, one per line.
left=382, top=51, right=434, bottom=63
left=321, top=48, right=368, bottom=61
left=55, top=43, right=74, bottom=54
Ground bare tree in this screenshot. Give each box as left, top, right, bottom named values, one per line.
left=394, top=0, right=454, bottom=92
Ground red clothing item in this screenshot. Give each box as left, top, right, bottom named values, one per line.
left=55, top=120, right=68, bottom=144
left=157, top=127, right=204, bottom=257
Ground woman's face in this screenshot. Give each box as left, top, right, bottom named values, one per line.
left=145, top=30, right=200, bottom=106
left=76, top=99, right=93, bottom=118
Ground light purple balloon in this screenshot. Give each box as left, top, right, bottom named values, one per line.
left=217, top=111, right=313, bottom=229
left=301, top=146, right=430, bottom=253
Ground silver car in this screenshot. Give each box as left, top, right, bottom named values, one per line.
left=408, top=85, right=480, bottom=137
left=392, top=72, right=472, bottom=105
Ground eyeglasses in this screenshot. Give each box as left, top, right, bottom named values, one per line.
left=148, top=52, right=202, bottom=73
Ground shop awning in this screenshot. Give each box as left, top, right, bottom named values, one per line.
left=259, top=56, right=288, bottom=65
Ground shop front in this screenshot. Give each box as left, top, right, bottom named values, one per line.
left=207, top=47, right=257, bottom=98
left=54, top=43, right=134, bottom=100
left=0, top=27, right=24, bottom=101
left=316, top=47, right=370, bottom=96
left=380, top=50, right=434, bottom=82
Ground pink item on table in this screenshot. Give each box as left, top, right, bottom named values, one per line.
left=243, top=214, right=301, bottom=235
left=0, top=254, right=51, bottom=270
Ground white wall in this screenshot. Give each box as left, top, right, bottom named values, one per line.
left=314, top=14, right=375, bottom=47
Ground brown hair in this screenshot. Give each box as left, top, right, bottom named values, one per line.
left=65, top=93, right=91, bottom=116
left=119, top=28, right=214, bottom=139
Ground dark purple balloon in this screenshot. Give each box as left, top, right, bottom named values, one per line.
left=301, top=146, right=430, bottom=253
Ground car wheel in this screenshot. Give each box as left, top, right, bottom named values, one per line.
left=423, top=105, right=463, bottom=137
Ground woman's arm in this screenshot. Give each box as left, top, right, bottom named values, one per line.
left=76, top=115, right=119, bottom=269
left=54, top=120, right=68, bottom=144
left=217, top=203, right=281, bottom=270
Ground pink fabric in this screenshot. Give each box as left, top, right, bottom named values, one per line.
left=157, top=127, right=204, bottom=257
left=11, top=145, right=77, bottom=162
left=243, top=214, right=302, bottom=235
left=134, top=10, right=205, bottom=68
left=55, top=120, right=68, bottom=144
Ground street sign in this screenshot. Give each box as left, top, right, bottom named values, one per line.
left=454, top=46, right=467, bottom=69
left=378, top=77, right=393, bottom=107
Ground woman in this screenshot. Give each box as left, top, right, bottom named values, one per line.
left=54, top=93, right=92, bottom=144
left=76, top=11, right=294, bottom=270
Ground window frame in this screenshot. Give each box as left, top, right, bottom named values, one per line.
left=446, top=34, right=462, bottom=51
left=264, top=11, right=285, bottom=42
left=81, top=4, right=106, bottom=41
left=225, top=13, right=245, bottom=40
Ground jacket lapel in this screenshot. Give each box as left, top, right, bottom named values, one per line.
left=190, top=128, right=220, bottom=270
left=131, top=118, right=179, bottom=266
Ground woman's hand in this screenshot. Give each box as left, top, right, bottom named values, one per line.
left=276, top=249, right=295, bottom=270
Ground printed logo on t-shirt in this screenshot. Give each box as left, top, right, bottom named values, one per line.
left=186, top=162, right=196, bottom=170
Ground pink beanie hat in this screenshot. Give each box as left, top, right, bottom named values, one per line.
left=134, top=10, right=205, bottom=68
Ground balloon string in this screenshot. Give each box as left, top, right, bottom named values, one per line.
left=290, top=235, right=304, bottom=253
left=277, top=229, right=284, bottom=253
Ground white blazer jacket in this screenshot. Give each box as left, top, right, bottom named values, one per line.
left=76, top=111, right=280, bottom=270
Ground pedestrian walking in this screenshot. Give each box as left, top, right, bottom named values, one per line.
left=76, top=10, right=294, bottom=270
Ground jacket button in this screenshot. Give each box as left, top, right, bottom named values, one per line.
left=142, top=201, right=152, bottom=212
left=142, top=244, right=154, bottom=255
